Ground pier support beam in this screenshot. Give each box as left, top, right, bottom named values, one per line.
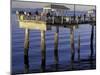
left=24, top=29, right=30, bottom=73
left=41, top=30, right=46, bottom=72
left=73, top=4, right=76, bottom=23
left=54, top=27, right=59, bottom=69
left=70, top=27, right=75, bottom=69
left=90, top=25, right=95, bottom=69
left=61, top=16, right=63, bottom=24
left=52, top=16, right=54, bottom=24
left=90, top=25, right=94, bottom=57
left=78, top=33, right=80, bottom=61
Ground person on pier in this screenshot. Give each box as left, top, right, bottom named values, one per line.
left=35, top=10, right=40, bottom=21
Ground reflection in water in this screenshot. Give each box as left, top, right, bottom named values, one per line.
left=70, top=26, right=75, bottom=70
left=54, top=27, right=59, bottom=71
left=90, top=53, right=94, bottom=69
left=40, top=31, right=46, bottom=72
left=22, top=24, right=95, bottom=73
left=24, top=54, right=29, bottom=73
left=24, top=29, right=29, bottom=73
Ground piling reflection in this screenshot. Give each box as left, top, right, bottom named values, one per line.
left=54, top=27, right=59, bottom=71
left=40, top=31, right=46, bottom=72
left=24, top=29, right=30, bottom=73
left=89, top=52, right=94, bottom=69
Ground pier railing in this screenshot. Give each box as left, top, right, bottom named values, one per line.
left=16, top=11, right=96, bottom=25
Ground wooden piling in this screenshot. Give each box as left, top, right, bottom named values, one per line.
left=54, top=27, right=59, bottom=68
left=90, top=25, right=94, bottom=57
left=70, top=30, right=74, bottom=70
left=41, top=30, right=46, bottom=72
left=52, top=16, right=54, bottom=24
left=24, top=29, right=30, bottom=73
left=70, top=27, right=75, bottom=63
left=73, top=4, right=76, bottom=23
left=61, top=16, right=63, bottom=24
left=78, top=33, right=80, bottom=61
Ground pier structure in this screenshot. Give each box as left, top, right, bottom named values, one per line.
left=16, top=6, right=96, bottom=72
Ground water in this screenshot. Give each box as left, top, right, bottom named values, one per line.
left=11, top=13, right=96, bottom=74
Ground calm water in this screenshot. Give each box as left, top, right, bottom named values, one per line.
left=11, top=14, right=96, bottom=74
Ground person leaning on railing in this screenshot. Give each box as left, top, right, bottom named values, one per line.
left=35, top=10, right=40, bottom=21
left=25, top=12, right=33, bottom=20
left=16, top=11, right=25, bottom=20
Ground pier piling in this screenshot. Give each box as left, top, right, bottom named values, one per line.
left=52, top=16, right=55, bottom=24
left=24, top=29, right=30, bottom=73
left=54, top=27, right=59, bottom=69
left=41, top=30, right=46, bottom=72
left=70, top=27, right=75, bottom=61
left=78, top=33, right=80, bottom=61
left=70, top=26, right=75, bottom=70
left=90, top=25, right=94, bottom=57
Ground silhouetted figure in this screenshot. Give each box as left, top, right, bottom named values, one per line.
left=35, top=11, right=40, bottom=20
left=26, top=12, right=32, bottom=20
left=19, top=11, right=24, bottom=15
left=47, top=12, right=51, bottom=17
left=35, top=11, right=39, bottom=16
left=17, top=11, right=25, bottom=20
left=78, top=15, right=82, bottom=23
left=46, top=12, right=51, bottom=22
left=83, top=14, right=86, bottom=22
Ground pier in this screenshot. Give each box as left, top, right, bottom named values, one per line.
left=16, top=9, right=95, bottom=73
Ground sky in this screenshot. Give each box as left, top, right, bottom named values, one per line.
left=12, top=0, right=96, bottom=11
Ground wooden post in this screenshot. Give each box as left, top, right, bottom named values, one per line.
left=52, top=16, right=54, bottom=24
left=90, top=26, right=94, bottom=68
left=54, top=27, right=59, bottom=69
left=78, top=33, right=80, bottom=61
left=41, top=30, right=46, bottom=72
left=61, top=16, right=63, bottom=24
left=90, top=25, right=94, bottom=57
left=24, top=29, right=30, bottom=73
left=70, top=26, right=75, bottom=68
left=73, top=4, right=76, bottom=23
left=70, top=27, right=75, bottom=61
